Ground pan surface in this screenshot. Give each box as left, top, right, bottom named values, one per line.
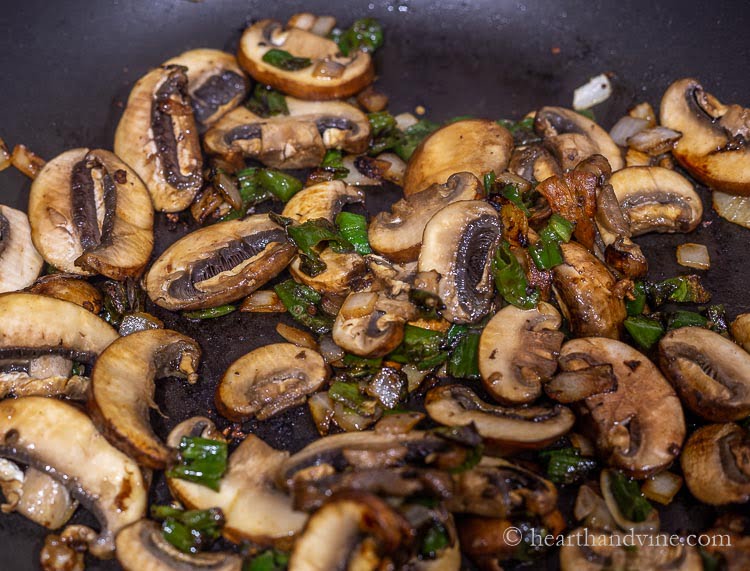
left=1, top=0, right=749, bottom=569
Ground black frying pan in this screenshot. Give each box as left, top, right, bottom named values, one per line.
left=1, top=0, right=749, bottom=569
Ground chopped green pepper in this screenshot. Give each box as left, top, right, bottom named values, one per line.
left=447, top=326, right=481, bottom=380
left=245, top=84, right=289, bottom=117
left=539, top=447, right=597, bottom=485
left=320, top=149, right=349, bottom=179
left=166, top=436, right=228, bottom=491
left=243, top=549, right=290, bottom=571
left=387, top=324, right=449, bottom=370
left=607, top=470, right=655, bottom=523
left=183, top=304, right=236, bottom=320
left=626, top=281, right=648, bottom=316
left=151, top=505, right=224, bottom=554
left=331, top=18, right=384, bottom=56
left=666, top=310, right=708, bottom=330
left=623, top=315, right=664, bottom=350
left=275, top=216, right=353, bottom=276
left=261, top=49, right=312, bottom=71
left=647, top=275, right=711, bottom=306
left=394, top=120, right=439, bottom=160
left=420, top=523, right=450, bottom=558
left=335, top=211, right=371, bottom=255
left=274, top=279, right=334, bottom=334
left=705, top=304, right=729, bottom=334
left=491, top=241, right=539, bottom=309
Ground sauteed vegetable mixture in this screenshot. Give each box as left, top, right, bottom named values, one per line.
left=1, top=12, right=750, bottom=571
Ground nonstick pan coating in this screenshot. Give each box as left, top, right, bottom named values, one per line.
left=1, top=0, right=749, bottom=569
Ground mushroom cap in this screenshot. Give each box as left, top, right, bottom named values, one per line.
left=28, top=274, right=103, bottom=313
left=680, top=422, right=750, bottom=505
left=369, top=172, right=483, bottom=263
left=0, top=396, right=147, bottom=557
left=403, top=120, right=513, bottom=196
left=609, top=166, right=703, bottom=235
left=114, top=65, right=203, bottom=212
left=659, top=326, right=750, bottom=422
left=0, top=205, right=43, bottom=293
left=418, top=200, right=500, bottom=324
left=478, top=302, right=564, bottom=405
left=144, top=214, right=296, bottom=311
left=237, top=20, right=374, bottom=100
left=29, top=148, right=154, bottom=278
left=661, top=78, right=750, bottom=195
left=560, top=336, right=686, bottom=478
left=216, top=343, right=329, bottom=422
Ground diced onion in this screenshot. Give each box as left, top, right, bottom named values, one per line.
left=311, top=16, right=336, bottom=37
left=312, top=58, right=345, bottom=79
left=628, top=102, right=657, bottom=127
left=375, top=152, right=406, bottom=186
left=402, top=363, right=430, bottom=393
left=240, top=290, right=286, bottom=313
left=573, top=485, right=616, bottom=531
left=627, top=127, right=682, bottom=156
left=357, top=87, right=389, bottom=113
left=308, top=392, right=335, bottom=436
left=609, top=116, right=649, bottom=147
left=275, top=322, right=318, bottom=349
left=318, top=335, right=345, bottom=364
left=642, top=471, right=683, bottom=505
left=341, top=155, right=382, bottom=186
left=339, top=291, right=377, bottom=319
left=676, top=243, right=710, bottom=270
left=11, top=144, right=45, bottom=179
left=573, top=73, right=612, bottom=111
left=394, top=112, right=418, bottom=131
left=713, top=190, right=750, bottom=229
left=0, top=138, right=11, bottom=172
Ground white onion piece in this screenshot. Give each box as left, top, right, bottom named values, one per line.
left=311, top=16, right=336, bottom=37
left=676, top=243, right=710, bottom=270
left=376, top=152, right=407, bottom=186
left=628, top=102, right=657, bottom=127
left=0, top=138, right=10, bottom=172
left=11, top=144, right=45, bottom=179
left=240, top=290, right=286, bottom=313
left=573, top=73, right=612, bottom=111
left=341, top=155, right=382, bottom=186
left=318, top=335, right=345, bottom=364
left=340, top=291, right=377, bottom=319
left=402, top=363, right=430, bottom=393
left=275, top=322, right=318, bottom=349
left=609, top=116, right=649, bottom=147
left=308, top=392, right=335, bottom=436
left=627, top=127, right=682, bottom=156
left=287, top=13, right=316, bottom=30
left=642, top=472, right=683, bottom=505
left=573, top=485, right=616, bottom=531
left=713, top=190, right=750, bottom=229
left=395, top=112, right=418, bottom=131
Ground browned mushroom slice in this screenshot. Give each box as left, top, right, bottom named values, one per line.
left=418, top=200, right=500, bottom=324
left=404, top=120, right=513, bottom=196
left=478, top=302, right=564, bottom=405
left=702, top=517, right=750, bottom=571
left=28, top=274, right=103, bottom=313
left=0, top=397, right=147, bottom=558
left=166, top=419, right=308, bottom=547
left=425, top=385, right=574, bottom=453
left=114, top=65, right=203, bottom=212
left=332, top=291, right=417, bottom=358
left=163, top=49, right=248, bottom=129
left=609, top=166, right=703, bottom=235
left=680, top=423, right=750, bottom=505
left=89, top=329, right=201, bottom=469
left=28, top=148, right=154, bottom=278
left=145, top=214, right=296, bottom=311
left=289, top=249, right=366, bottom=297
left=659, top=327, right=750, bottom=422
left=288, top=492, right=414, bottom=571
left=0, top=205, right=43, bottom=293
left=204, top=99, right=370, bottom=168
left=237, top=19, right=374, bottom=100
left=369, top=172, right=483, bottom=263
left=732, top=313, right=750, bottom=353
left=552, top=242, right=627, bottom=339
left=534, top=106, right=624, bottom=171
left=281, top=180, right=364, bottom=223
left=216, top=343, right=328, bottom=422
left=660, top=78, right=750, bottom=195
left=509, top=144, right=563, bottom=185
left=559, top=337, right=686, bottom=478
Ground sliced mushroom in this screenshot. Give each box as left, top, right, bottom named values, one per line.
left=0, top=205, right=43, bottom=293
left=680, top=423, right=750, bottom=505
left=281, top=180, right=364, bottom=223
left=166, top=419, right=308, bottom=547
left=237, top=19, right=374, bottom=100
left=0, top=397, right=147, bottom=557
left=560, top=527, right=702, bottom=571
left=369, top=172, right=483, bottom=263
left=288, top=492, right=414, bottom=571
left=332, top=291, right=417, bottom=358
left=289, top=248, right=367, bottom=297
left=658, top=327, right=750, bottom=422
left=0, top=351, right=87, bottom=402
left=559, top=337, right=686, bottom=478
left=116, top=520, right=242, bottom=571
left=534, top=106, right=624, bottom=171
left=660, top=78, right=750, bottom=195
left=425, top=384, right=575, bottom=453
left=89, top=329, right=201, bottom=469
left=114, top=65, right=203, bottom=212
left=204, top=98, right=370, bottom=168
left=552, top=242, right=627, bottom=339
left=163, top=49, right=248, bottom=129
left=609, top=166, right=702, bottom=235
left=732, top=313, right=750, bottom=352
left=418, top=200, right=500, bottom=324
left=28, top=274, right=103, bottom=313
left=403, top=120, right=513, bottom=196
left=478, top=302, right=565, bottom=404
left=509, top=144, right=563, bottom=185
left=145, top=214, right=296, bottom=311
left=215, top=343, right=328, bottom=422
left=28, top=148, right=154, bottom=278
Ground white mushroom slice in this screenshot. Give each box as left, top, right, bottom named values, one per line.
left=418, top=200, right=500, bottom=324
left=115, top=65, right=203, bottom=212
left=163, top=49, right=249, bottom=128
left=28, top=274, right=103, bottom=313
left=609, top=166, right=702, bottom=235
left=28, top=148, right=154, bottom=278
left=166, top=419, right=307, bottom=548
left=216, top=343, right=328, bottom=422
left=0, top=205, right=43, bottom=293
left=478, top=302, right=565, bottom=405
left=204, top=99, right=370, bottom=168
left=403, top=120, right=513, bottom=196
left=0, top=397, right=147, bottom=557
left=90, top=329, right=201, bottom=469
left=144, top=214, right=296, bottom=311
left=289, top=248, right=366, bottom=297
left=237, top=19, right=374, bottom=100
left=281, top=180, right=364, bottom=223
